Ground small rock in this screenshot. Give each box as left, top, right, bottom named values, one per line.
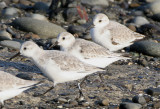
left=139, top=24, right=160, bottom=38
left=129, top=3, right=140, bottom=8
left=99, top=98, right=109, bottom=106
left=131, top=10, right=144, bottom=16
left=0, top=39, right=24, bottom=49
left=81, top=0, right=109, bottom=6
left=65, top=8, right=79, bottom=22
left=0, top=30, right=12, bottom=40
left=77, top=19, right=87, bottom=24
left=23, top=32, right=40, bottom=39
left=146, top=87, right=160, bottom=96
left=132, top=95, right=146, bottom=105
left=130, top=40, right=160, bottom=57
left=81, top=34, right=92, bottom=40
left=58, top=98, right=68, bottom=103
left=108, top=105, right=119, bottom=109
left=0, top=2, right=7, bottom=9
left=82, top=102, right=90, bottom=107
left=153, top=101, right=160, bottom=108
left=19, top=0, right=32, bottom=5
left=11, top=17, right=66, bottom=39
left=57, top=105, right=63, bottom=108
left=119, top=102, right=142, bottom=109
left=127, top=24, right=136, bottom=32
left=16, top=73, right=33, bottom=80
left=137, top=57, right=148, bottom=67
left=68, top=25, right=85, bottom=35
left=69, top=100, right=78, bottom=106
left=132, top=16, right=149, bottom=27
left=149, top=0, right=160, bottom=15
left=143, top=95, right=152, bottom=102
left=1, top=7, right=20, bottom=19
left=33, top=2, right=49, bottom=13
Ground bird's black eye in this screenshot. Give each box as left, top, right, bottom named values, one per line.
left=24, top=47, right=27, bottom=50
left=99, top=20, right=102, bottom=22
left=62, top=37, right=65, bottom=40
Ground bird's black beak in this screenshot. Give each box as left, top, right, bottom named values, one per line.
left=48, top=41, right=59, bottom=50
left=85, top=24, right=95, bottom=33
left=9, top=52, right=20, bottom=61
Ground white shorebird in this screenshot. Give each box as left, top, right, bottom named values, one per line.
left=19, top=41, right=105, bottom=97
left=89, top=13, right=145, bottom=52
left=0, top=71, right=41, bottom=107
left=54, top=32, right=129, bottom=68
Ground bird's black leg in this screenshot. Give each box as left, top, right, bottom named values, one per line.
left=34, top=86, right=54, bottom=97
left=49, top=0, right=60, bottom=20
left=77, top=76, right=88, bottom=98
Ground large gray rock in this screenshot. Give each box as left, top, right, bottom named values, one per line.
left=11, top=17, right=66, bottom=39
left=81, top=0, right=109, bottom=6
left=130, top=40, right=160, bottom=57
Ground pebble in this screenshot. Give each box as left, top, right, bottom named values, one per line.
left=16, top=73, right=33, bottom=80
left=137, top=56, right=148, bottom=67
left=108, top=105, right=119, bottom=109
left=132, top=16, right=149, bottom=27
left=139, top=24, right=160, bottom=38
left=119, top=102, right=142, bottom=109
left=19, top=0, right=32, bottom=6
left=99, top=98, right=109, bottom=106
left=77, top=19, right=87, bottom=24
left=68, top=25, right=85, bottom=35
left=127, top=24, right=136, bottom=32
left=0, top=30, right=12, bottom=40
left=143, top=95, right=152, bottom=102
left=131, top=10, right=144, bottom=16
left=0, top=39, right=24, bottom=49
left=69, top=100, right=78, bottom=106
left=11, top=17, right=66, bottom=39
left=23, top=32, right=40, bottom=39
left=57, top=98, right=68, bottom=103
left=65, top=8, right=79, bottom=22
left=148, top=0, right=160, bottom=15
left=82, top=101, right=90, bottom=107
left=146, top=87, right=160, bottom=96
left=132, top=95, right=146, bottom=105
left=1, top=7, right=20, bottom=19
left=153, top=101, right=160, bottom=108
left=0, top=2, right=7, bottom=9
left=6, top=27, right=16, bottom=36
left=130, top=40, right=160, bottom=57
left=33, top=2, right=49, bottom=13
left=81, top=0, right=109, bottom=7
left=129, top=3, right=140, bottom=8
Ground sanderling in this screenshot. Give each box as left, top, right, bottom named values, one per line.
left=0, top=71, right=41, bottom=107
left=19, top=41, right=105, bottom=97
left=88, top=13, right=145, bottom=52
left=54, top=32, right=129, bottom=68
